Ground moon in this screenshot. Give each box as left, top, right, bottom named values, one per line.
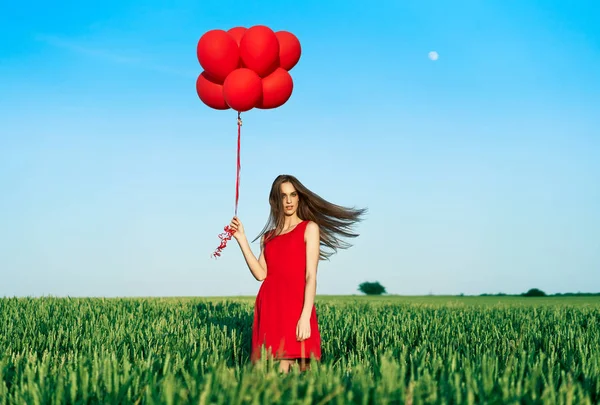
left=428, top=51, right=439, bottom=61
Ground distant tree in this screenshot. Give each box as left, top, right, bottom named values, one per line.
left=358, top=281, right=386, bottom=295
left=522, top=288, right=546, bottom=297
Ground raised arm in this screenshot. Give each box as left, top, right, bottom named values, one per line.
left=230, top=216, right=267, bottom=281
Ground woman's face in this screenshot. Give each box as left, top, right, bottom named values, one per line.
left=280, top=182, right=299, bottom=216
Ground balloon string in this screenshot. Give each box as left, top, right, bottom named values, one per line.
left=235, top=111, right=241, bottom=216
left=212, top=113, right=242, bottom=258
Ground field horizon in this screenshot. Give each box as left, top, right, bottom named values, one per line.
left=4, top=294, right=599, bottom=303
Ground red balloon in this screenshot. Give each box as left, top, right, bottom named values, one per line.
left=227, top=27, right=247, bottom=68
left=196, top=72, right=229, bottom=110
left=276, top=31, right=301, bottom=71
left=223, top=68, right=263, bottom=112
left=197, top=30, right=239, bottom=83
left=239, top=25, right=280, bottom=77
left=227, top=27, right=247, bottom=46
left=257, top=68, right=294, bottom=109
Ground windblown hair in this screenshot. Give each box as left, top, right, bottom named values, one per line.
left=252, top=174, right=367, bottom=260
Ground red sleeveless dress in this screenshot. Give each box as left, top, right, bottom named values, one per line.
left=251, top=220, right=322, bottom=362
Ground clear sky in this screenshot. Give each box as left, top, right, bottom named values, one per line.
left=1, top=0, right=599, bottom=297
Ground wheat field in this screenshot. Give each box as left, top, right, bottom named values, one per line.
left=1, top=296, right=598, bottom=404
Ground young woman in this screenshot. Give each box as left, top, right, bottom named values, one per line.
left=229, top=174, right=366, bottom=373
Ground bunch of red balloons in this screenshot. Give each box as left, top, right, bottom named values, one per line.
left=196, top=25, right=301, bottom=112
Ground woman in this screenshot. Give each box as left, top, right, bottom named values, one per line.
left=229, top=174, right=366, bottom=373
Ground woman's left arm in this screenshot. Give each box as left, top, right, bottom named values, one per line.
left=297, top=222, right=320, bottom=340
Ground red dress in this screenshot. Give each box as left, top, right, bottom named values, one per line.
left=251, top=220, right=322, bottom=361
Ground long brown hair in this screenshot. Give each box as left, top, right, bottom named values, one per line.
left=252, top=174, right=367, bottom=260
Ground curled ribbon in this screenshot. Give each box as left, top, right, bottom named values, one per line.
left=211, top=225, right=236, bottom=258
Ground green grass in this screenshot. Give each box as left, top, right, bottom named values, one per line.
left=1, top=295, right=599, bottom=404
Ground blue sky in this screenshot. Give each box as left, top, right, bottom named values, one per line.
left=1, top=0, right=599, bottom=297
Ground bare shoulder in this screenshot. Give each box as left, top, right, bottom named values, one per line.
left=304, top=220, right=320, bottom=241
left=305, top=220, right=319, bottom=231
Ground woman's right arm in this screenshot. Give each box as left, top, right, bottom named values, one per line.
left=230, top=217, right=267, bottom=281
left=236, top=235, right=267, bottom=281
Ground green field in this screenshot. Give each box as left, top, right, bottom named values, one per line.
left=1, top=295, right=599, bottom=404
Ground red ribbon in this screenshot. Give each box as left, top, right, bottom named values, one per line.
left=212, top=113, right=242, bottom=258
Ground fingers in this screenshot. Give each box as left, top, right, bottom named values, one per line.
left=229, top=216, right=242, bottom=232
left=296, top=327, right=311, bottom=341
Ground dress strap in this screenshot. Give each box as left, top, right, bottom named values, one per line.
left=298, top=219, right=310, bottom=236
